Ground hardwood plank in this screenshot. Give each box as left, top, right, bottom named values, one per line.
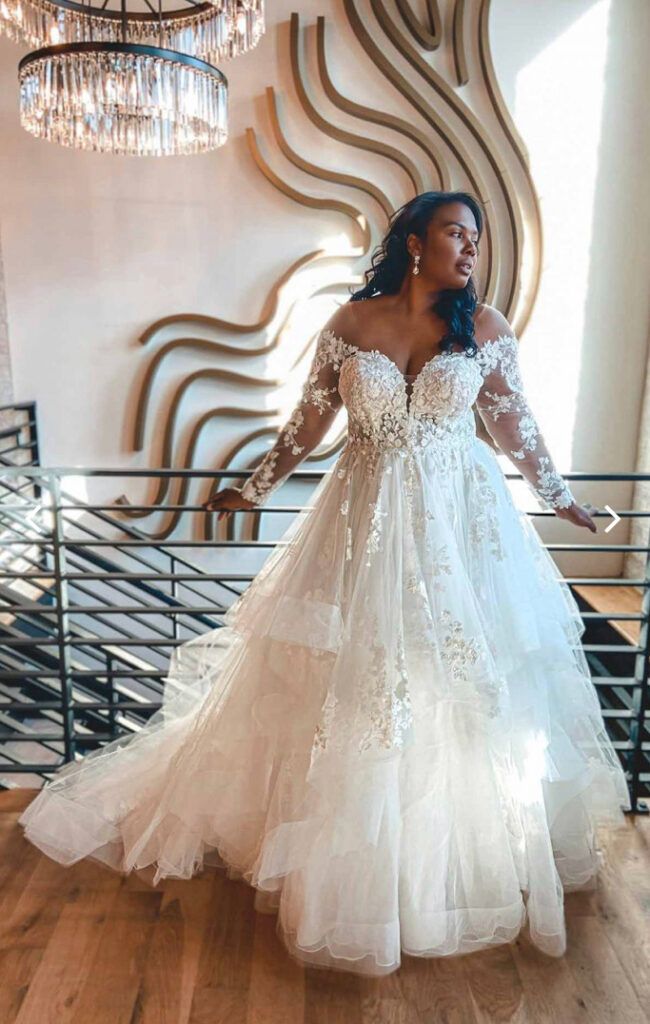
left=573, top=584, right=643, bottom=645
left=12, top=862, right=123, bottom=1024
left=66, top=881, right=162, bottom=1024
left=246, top=910, right=305, bottom=1024
left=138, top=874, right=215, bottom=1024
left=2, top=799, right=649, bottom=1023
left=563, top=915, right=647, bottom=1024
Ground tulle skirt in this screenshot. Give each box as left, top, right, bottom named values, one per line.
left=18, top=435, right=631, bottom=976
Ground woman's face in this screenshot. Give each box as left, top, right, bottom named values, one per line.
left=408, top=202, right=480, bottom=290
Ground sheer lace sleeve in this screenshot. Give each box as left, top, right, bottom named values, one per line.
left=476, top=332, right=575, bottom=511
left=239, top=328, right=354, bottom=506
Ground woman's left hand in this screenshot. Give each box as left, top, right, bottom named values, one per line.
left=554, top=501, right=598, bottom=532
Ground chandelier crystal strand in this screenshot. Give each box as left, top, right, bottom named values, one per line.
left=0, top=0, right=264, bottom=61
left=19, top=42, right=228, bottom=155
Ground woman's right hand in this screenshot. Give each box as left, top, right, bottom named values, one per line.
left=202, top=487, right=259, bottom=521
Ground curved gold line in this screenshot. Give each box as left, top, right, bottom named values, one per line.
left=369, top=0, right=526, bottom=315
left=265, top=86, right=394, bottom=220
left=131, top=276, right=355, bottom=455
left=121, top=317, right=352, bottom=517
left=343, top=0, right=497, bottom=302
left=290, top=13, right=432, bottom=198
left=478, top=0, right=543, bottom=334
left=149, top=419, right=282, bottom=541
left=246, top=127, right=371, bottom=253
left=117, top=367, right=288, bottom=515
left=113, top=407, right=276, bottom=524
left=395, top=0, right=442, bottom=49
left=452, top=0, right=469, bottom=87
left=203, top=427, right=349, bottom=543
left=315, top=16, right=447, bottom=191
left=133, top=343, right=284, bottom=457
left=140, top=248, right=326, bottom=346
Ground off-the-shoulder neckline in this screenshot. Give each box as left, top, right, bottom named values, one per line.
left=318, top=327, right=517, bottom=383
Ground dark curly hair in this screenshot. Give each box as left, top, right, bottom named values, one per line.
left=347, top=190, right=485, bottom=356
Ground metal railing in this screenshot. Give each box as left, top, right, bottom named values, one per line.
left=0, top=402, right=39, bottom=470
left=0, top=464, right=648, bottom=812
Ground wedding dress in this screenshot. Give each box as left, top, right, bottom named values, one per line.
left=18, top=324, right=631, bottom=976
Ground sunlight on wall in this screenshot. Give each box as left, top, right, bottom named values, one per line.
left=513, top=0, right=611, bottom=467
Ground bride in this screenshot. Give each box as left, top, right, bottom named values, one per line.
left=19, top=190, right=631, bottom=976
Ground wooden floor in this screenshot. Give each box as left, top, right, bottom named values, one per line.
left=0, top=791, right=648, bottom=1024
left=573, top=584, right=644, bottom=645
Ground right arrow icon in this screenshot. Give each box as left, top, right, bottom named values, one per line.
left=603, top=504, right=621, bottom=533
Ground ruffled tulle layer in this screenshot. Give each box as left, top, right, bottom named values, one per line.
left=18, top=436, right=631, bottom=975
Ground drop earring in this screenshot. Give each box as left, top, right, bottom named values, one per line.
left=412, top=253, right=421, bottom=276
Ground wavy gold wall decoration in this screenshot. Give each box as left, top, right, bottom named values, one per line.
left=131, top=273, right=352, bottom=458
left=451, top=0, right=469, bottom=86
left=291, top=14, right=425, bottom=201
left=342, top=0, right=496, bottom=302
left=246, top=126, right=372, bottom=253
left=116, top=2, right=545, bottom=541
left=315, top=16, right=447, bottom=191
left=395, top=0, right=442, bottom=49
left=121, top=264, right=359, bottom=522
left=164, top=407, right=354, bottom=544
left=369, top=0, right=526, bottom=314
left=138, top=249, right=328, bottom=347
left=115, top=113, right=370, bottom=528
left=265, top=86, right=394, bottom=220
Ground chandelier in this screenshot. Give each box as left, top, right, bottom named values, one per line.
left=0, top=0, right=264, bottom=62
left=2, top=0, right=265, bottom=156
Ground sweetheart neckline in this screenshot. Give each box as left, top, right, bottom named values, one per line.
left=356, top=347, right=467, bottom=385
left=339, top=347, right=479, bottom=415
left=322, top=328, right=516, bottom=388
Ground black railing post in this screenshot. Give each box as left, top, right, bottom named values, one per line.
left=170, top=555, right=178, bottom=640
left=28, top=401, right=42, bottom=499
left=629, top=537, right=650, bottom=814
left=50, top=473, right=75, bottom=764
left=107, top=654, right=118, bottom=739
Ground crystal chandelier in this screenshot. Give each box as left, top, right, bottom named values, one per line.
left=0, top=0, right=264, bottom=63
left=19, top=41, right=228, bottom=155
left=3, top=0, right=265, bottom=155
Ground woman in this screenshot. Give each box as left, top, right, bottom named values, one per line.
left=19, top=191, right=630, bottom=977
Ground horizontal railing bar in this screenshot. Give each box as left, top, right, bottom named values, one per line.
left=3, top=604, right=644, bottom=622
left=580, top=612, right=646, bottom=621
left=0, top=443, right=38, bottom=455
left=2, top=537, right=646, bottom=553
left=0, top=402, right=36, bottom=413
left=0, top=731, right=153, bottom=742
left=0, top=700, right=163, bottom=711
left=1, top=636, right=640, bottom=653
left=3, top=466, right=650, bottom=480
left=5, top=604, right=641, bottom=620
left=39, top=669, right=165, bottom=678
left=47, top=503, right=650, bottom=519
left=0, top=538, right=285, bottom=549
left=582, top=644, right=643, bottom=654
left=590, top=677, right=638, bottom=685
left=0, top=571, right=645, bottom=586
left=0, top=603, right=224, bottom=615
left=0, top=763, right=68, bottom=772
left=1, top=637, right=191, bottom=647
left=0, top=671, right=61, bottom=679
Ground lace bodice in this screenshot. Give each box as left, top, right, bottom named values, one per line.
left=238, top=326, right=575, bottom=511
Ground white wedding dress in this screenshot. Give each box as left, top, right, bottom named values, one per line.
left=19, top=324, right=631, bottom=976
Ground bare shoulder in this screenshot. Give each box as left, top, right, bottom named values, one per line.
left=473, top=303, right=515, bottom=347
left=321, top=296, right=386, bottom=348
